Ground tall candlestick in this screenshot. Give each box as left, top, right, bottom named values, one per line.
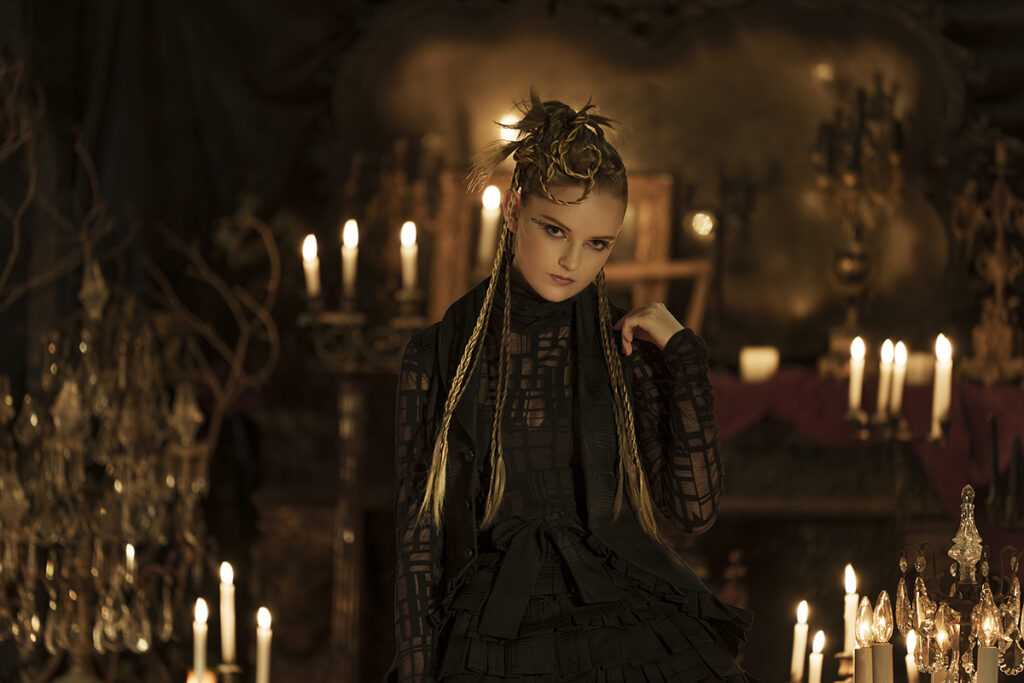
left=219, top=562, right=236, bottom=664
left=905, top=631, right=919, bottom=683
left=871, top=590, right=894, bottom=683
left=808, top=631, right=825, bottom=683
left=849, top=337, right=866, bottom=412
left=400, top=221, right=418, bottom=291
left=977, top=599, right=1000, bottom=683
left=855, top=594, right=875, bottom=683
left=844, top=564, right=859, bottom=654
left=256, top=607, right=272, bottom=683
left=977, top=647, right=997, bottom=683
left=875, top=339, right=894, bottom=417
left=341, top=219, right=358, bottom=300
left=477, top=186, right=502, bottom=271
left=930, top=334, right=952, bottom=438
left=193, top=598, right=208, bottom=683
left=890, top=342, right=907, bottom=415
left=302, top=234, right=321, bottom=298
left=791, top=600, right=809, bottom=683
left=871, top=643, right=893, bottom=683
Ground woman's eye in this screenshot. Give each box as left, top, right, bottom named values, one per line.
left=542, top=224, right=565, bottom=238
left=588, top=240, right=610, bottom=251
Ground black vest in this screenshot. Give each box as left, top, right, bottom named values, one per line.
left=416, top=277, right=714, bottom=600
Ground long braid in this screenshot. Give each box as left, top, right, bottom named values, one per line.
left=596, top=270, right=661, bottom=540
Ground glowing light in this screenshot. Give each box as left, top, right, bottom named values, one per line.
left=797, top=600, right=809, bottom=624
left=873, top=590, right=894, bottom=644
left=220, top=561, right=233, bottom=585
left=881, top=339, right=894, bottom=363
left=482, top=186, right=501, bottom=210
left=195, top=598, right=209, bottom=624
left=342, top=220, right=359, bottom=248
left=302, top=234, right=318, bottom=261
left=812, top=630, right=825, bottom=653
left=814, top=62, right=835, bottom=82
left=845, top=564, right=857, bottom=594
left=856, top=595, right=875, bottom=648
left=499, top=114, right=519, bottom=142
left=851, top=338, right=866, bottom=362
left=906, top=629, right=917, bottom=654
left=935, top=334, right=952, bottom=362
left=691, top=212, right=715, bottom=236
left=257, top=607, right=272, bottom=629
left=895, top=341, right=907, bottom=365
left=400, top=221, right=417, bottom=247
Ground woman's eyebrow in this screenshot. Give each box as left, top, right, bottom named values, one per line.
left=538, top=214, right=617, bottom=241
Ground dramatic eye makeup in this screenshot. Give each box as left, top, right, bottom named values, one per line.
left=529, top=217, right=614, bottom=251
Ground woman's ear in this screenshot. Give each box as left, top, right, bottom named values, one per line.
left=503, top=189, right=522, bottom=233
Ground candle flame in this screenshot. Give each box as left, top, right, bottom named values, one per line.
left=881, top=339, right=894, bottom=363
left=482, top=186, right=501, bottom=210
left=851, top=337, right=865, bottom=361
left=691, top=212, right=715, bottom=236
left=125, top=543, right=135, bottom=563
left=257, top=606, right=272, bottom=629
left=195, top=598, right=209, bottom=624
left=400, top=221, right=417, bottom=247
left=894, top=341, right=907, bottom=365
left=220, top=561, right=233, bottom=585
left=343, top=219, right=359, bottom=248
left=845, top=564, right=856, bottom=594
left=935, top=334, right=952, bottom=362
left=499, top=114, right=519, bottom=142
left=906, top=629, right=917, bottom=653
left=872, top=590, right=894, bottom=643
left=302, top=234, right=318, bottom=261
left=856, top=595, right=875, bottom=648
left=797, top=600, right=808, bottom=624
left=812, top=630, right=825, bottom=653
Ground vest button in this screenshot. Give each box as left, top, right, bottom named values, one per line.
left=464, top=548, right=474, bottom=560
left=462, top=450, right=473, bottom=462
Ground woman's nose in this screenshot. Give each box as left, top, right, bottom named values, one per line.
left=558, top=244, right=582, bottom=271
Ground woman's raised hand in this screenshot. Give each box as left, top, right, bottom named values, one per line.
left=611, top=303, right=685, bottom=355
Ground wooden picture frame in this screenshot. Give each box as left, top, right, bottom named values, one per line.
left=427, top=170, right=712, bottom=333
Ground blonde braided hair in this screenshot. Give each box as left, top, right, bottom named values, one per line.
left=415, top=93, right=663, bottom=542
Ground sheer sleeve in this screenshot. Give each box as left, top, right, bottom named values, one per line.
left=390, top=336, right=442, bottom=682
left=627, top=326, right=723, bottom=533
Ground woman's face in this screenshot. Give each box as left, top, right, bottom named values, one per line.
left=505, top=185, right=626, bottom=303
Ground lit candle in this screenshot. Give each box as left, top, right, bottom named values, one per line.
left=875, top=340, right=894, bottom=418
left=256, top=607, right=272, bottom=683
left=186, top=672, right=216, bottom=683
left=193, top=598, right=208, bottom=683
left=844, top=564, right=859, bottom=654
left=890, top=342, right=907, bottom=416
left=400, top=221, right=418, bottom=291
left=855, top=595, right=874, bottom=683
left=849, top=337, right=866, bottom=412
left=740, top=346, right=780, bottom=383
left=930, top=334, right=952, bottom=438
left=478, top=186, right=502, bottom=271
left=125, top=543, right=135, bottom=584
left=871, top=591, right=894, bottom=683
left=341, top=219, right=358, bottom=300
left=219, top=562, right=236, bottom=664
left=905, top=631, right=919, bottom=683
left=791, top=600, right=809, bottom=683
left=976, top=597, right=1000, bottom=683
left=302, top=234, right=321, bottom=298
left=808, top=630, right=825, bottom=683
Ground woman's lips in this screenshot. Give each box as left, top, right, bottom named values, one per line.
left=549, top=274, right=575, bottom=286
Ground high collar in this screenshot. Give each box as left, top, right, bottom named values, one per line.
left=490, top=265, right=579, bottom=330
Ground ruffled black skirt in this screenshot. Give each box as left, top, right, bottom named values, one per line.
left=431, top=514, right=754, bottom=682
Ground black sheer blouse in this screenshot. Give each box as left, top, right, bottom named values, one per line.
left=391, top=273, right=723, bottom=682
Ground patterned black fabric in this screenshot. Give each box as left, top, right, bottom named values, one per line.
left=391, top=271, right=747, bottom=682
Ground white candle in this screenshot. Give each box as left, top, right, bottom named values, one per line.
left=302, top=234, right=321, bottom=298
left=855, top=594, right=875, bottom=683
left=849, top=337, right=866, bottom=412
left=871, top=643, right=893, bottom=683
left=125, top=543, right=135, bottom=584
left=854, top=647, right=874, bottom=683
left=977, top=601, right=1000, bottom=683
left=791, top=600, right=809, bottom=683
left=186, top=672, right=215, bottom=683
left=219, top=562, right=236, bottom=664
left=905, top=631, right=919, bottom=683
left=930, top=334, right=952, bottom=438
left=193, top=598, right=208, bottom=682
left=740, top=346, right=780, bottom=383
left=341, top=219, right=358, bottom=300
left=808, top=630, right=825, bottom=683
left=875, top=340, right=894, bottom=417
left=890, top=342, right=907, bottom=415
left=256, top=607, right=272, bottom=683
left=844, top=564, right=859, bottom=654
left=400, top=221, right=418, bottom=291
left=478, top=186, right=501, bottom=270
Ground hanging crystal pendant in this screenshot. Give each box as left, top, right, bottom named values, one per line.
left=897, top=576, right=914, bottom=637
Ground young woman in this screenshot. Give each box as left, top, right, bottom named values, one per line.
left=388, top=94, right=753, bottom=682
